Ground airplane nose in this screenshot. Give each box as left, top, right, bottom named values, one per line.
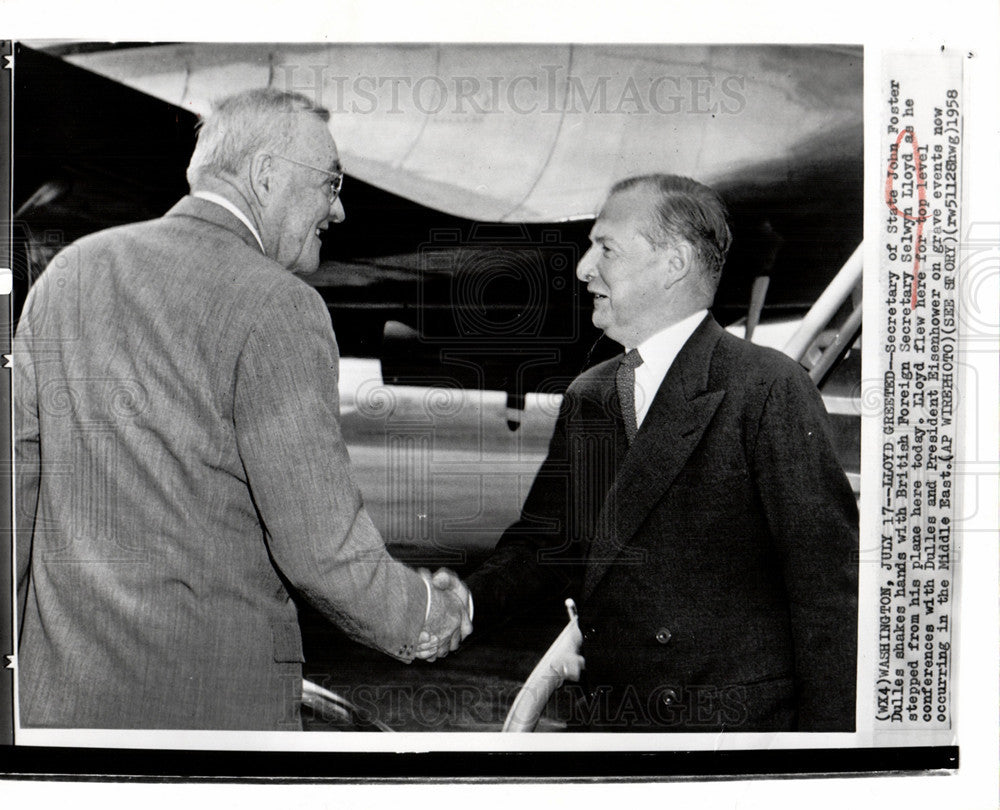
left=330, top=195, right=346, bottom=224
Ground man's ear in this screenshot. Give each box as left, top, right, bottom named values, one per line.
left=248, top=153, right=273, bottom=206
left=661, top=241, right=693, bottom=290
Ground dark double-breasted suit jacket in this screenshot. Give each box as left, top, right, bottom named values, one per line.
left=467, top=315, right=858, bottom=731
left=15, top=197, right=428, bottom=729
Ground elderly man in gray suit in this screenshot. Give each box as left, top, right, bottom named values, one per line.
left=15, top=89, right=470, bottom=730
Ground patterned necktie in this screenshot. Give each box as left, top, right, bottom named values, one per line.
left=616, top=348, right=644, bottom=444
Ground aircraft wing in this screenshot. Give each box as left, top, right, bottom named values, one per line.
left=51, top=43, right=862, bottom=223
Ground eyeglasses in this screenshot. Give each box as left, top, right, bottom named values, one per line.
left=271, top=154, right=344, bottom=204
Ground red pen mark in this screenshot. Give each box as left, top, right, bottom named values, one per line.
left=885, top=128, right=928, bottom=310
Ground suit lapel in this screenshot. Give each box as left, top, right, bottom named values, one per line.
left=583, top=315, right=726, bottom=599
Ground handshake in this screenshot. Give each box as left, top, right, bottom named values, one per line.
left=414, top=567, right=473, bottom=662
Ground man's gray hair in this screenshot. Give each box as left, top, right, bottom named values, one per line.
left=186, top=88, right=331, bottom=189
left=610, top=174, right=733, bottom=299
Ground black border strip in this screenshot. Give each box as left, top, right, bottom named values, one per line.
left=2, top=746, right=958, bottom=781
left=1, top=37, right=14, bottom=749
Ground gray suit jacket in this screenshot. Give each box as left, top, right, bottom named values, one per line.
left=15, top=196, right=427, bottom=729
left=468, top=315, right=858, bottom=731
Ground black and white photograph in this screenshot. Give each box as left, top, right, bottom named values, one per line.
left=11, top=40, right=864, bottom=737
left=0, top=1, right=997, bottom=807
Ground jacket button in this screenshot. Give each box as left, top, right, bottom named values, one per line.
left=661, top=688, right=679, bottom=706
left=654, top=627, right=672, bottom=644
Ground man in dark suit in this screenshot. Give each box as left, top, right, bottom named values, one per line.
left=459, top=174, right=858, bottom=732
left=15, top=89, right=469, bottom=729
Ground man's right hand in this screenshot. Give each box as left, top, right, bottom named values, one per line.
left=414, top=567, right=473, bottom=661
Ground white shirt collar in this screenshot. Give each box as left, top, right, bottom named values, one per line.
left=191, top=191, right=265, bottom=254
left=630, top=309, right=708, bottom=428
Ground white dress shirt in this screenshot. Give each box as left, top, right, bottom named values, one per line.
left=629, top=309, right=708, bottom=430
left=192, top=191, right=265, bottom=253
